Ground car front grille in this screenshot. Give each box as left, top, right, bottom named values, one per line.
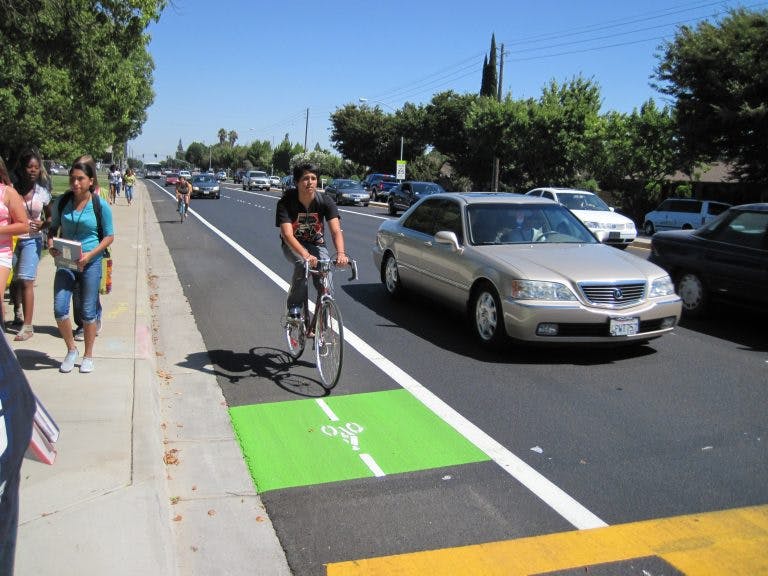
left=579, top=281, right=646, bottom=308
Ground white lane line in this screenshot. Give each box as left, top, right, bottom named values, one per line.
left=359, top=454, right=386, bottom=477
left=149, top=182, right=607, bottom=530
left=316, top=398, right=339, bottom=422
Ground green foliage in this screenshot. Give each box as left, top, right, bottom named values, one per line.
left=654, top=7, right=768, bottom=183
left=480, top=34, right=498, bottom=98
left=0, top=0, right=165, bottom=166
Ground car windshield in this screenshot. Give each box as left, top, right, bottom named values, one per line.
left=412, top=182, right=445, bottom=195
left=558, top=193, right=610, bottom=211
left=339, top=181, right=362, bottom=189
left=193, top=175, right=216, bottom=184
left=467, top=203, right=597, bottom=245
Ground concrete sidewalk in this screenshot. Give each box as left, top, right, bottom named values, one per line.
left=10, top=181, right=290, bottom=575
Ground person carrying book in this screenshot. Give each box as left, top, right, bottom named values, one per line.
left=47, top=160, right=114, bottom=373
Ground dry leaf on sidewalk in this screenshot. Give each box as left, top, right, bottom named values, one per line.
left=164, top=448, right=180, bottom=465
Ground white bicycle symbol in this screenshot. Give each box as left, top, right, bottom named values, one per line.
left=321, top=422, right=364, bottom=451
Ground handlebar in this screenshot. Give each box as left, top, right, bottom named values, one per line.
left=302, top=258, right=358, bottom=282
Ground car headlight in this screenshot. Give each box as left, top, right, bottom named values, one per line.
left=192, top=186, right=200, bottom=191
left=649, top=275, right=675, bottom=297
left=212, top=186, right=219, bottom=192
left=510, top=280, right=577, bottom=301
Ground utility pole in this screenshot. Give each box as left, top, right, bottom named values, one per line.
left=493, top=43, right=505, bottom=192
left=304, top=108, right=309, bottom=151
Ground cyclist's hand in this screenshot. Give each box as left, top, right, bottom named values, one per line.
left=306, top=254, right=318, bottom=268
left=335, top=253, right=349, bottom=267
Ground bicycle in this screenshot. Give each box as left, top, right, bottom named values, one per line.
left=177, top=195, right=188, bottom=222
left=284, top=256, right=358, bottom=390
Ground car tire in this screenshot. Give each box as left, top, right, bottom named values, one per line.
left=388, top=200, right=397, bottom=216
left=382, top=253, right=404, bottom=298
left=242, top=184, right=246, bottom=190
left=677, top=272, right=708, bottom=317
left=470, top=282, right=507, bottom=348
left=363, top=203, right=369, bottom=207
left=644, top=221, right=655, bottom=235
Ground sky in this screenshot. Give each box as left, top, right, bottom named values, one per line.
left=129, top=0, right=764, bottom=164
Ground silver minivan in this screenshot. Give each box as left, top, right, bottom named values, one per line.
left=643, top=199, right=731, bottom=235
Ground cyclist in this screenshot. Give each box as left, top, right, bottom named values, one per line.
left=175, top=175, right=191, bottom=214
left=276, top=163, right=348, bottom=322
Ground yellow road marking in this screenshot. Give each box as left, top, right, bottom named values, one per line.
left=327, top=505, right=768, bottom=575
left=106, top=302, right=129, bottom=319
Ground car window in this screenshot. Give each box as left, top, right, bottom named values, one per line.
left=468, top=204, right=597, bottom=245
left=669, top=200, right=701, bottom=213
left=708, top=202, right=730, bottom=216
left=433, top=199, right=463, bottom=243
left=706, top=211, right=768, bottom=249
left=402, top=199, right=440, bottom=235
left=542, top=191, right=556, bottom=201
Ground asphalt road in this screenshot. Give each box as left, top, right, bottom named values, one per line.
left=145, top=180, right=768, bottom=575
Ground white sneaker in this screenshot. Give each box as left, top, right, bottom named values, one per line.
left=60, top=349, right=79, bottom=373
left=74, top=327, right=85, bottom=341
left=79, top=357, right=94, bottom=373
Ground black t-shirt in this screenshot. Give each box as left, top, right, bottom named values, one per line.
left=275, top=189, right=339, bottom=246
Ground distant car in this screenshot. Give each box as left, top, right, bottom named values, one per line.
left=190, top=173, right=220, bottom=199
left=165, top=173, right=179, bottom=186
left=178, top=170, right=192, bottom=181
left=234, top=169, right=246, bottom=184
left=388, top=181, right=446, bottom=215
left=526, top=187, right=637, bottom=249
left=649, top=203, right=768, bottom=317
left=270, top=175, right=281, bottom=188
left=243, top=170, right=270, bottom=191
left=643, top=198, right=731, bottom=236
left=325, top=179, right=370, bottom=206
left=216, top=171, right=227, bottom=181
left=362, top=173, right=395, bottom=192
left=372, top=192, right=681, bottom=347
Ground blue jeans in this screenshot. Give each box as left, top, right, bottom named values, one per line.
left=282, top=242, right=329, bottom=310
left=54, top=258, right=102, bottom=324
left=125, top=184, right=133, bottom=202
left=13, top=237, right=43, bottom=280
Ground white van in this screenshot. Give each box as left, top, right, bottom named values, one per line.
left=643, top=199, right=731, bottom=235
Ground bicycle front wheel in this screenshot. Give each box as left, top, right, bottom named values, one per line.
left=315, top=298, right=343, bottom=390
left=284, top=316, right=306, bottom=360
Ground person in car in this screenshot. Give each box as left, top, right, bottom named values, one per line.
left=275, top=163, right=348, bottom=325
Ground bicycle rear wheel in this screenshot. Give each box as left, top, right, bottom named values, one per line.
left=315, top=298, right=343, bottom=390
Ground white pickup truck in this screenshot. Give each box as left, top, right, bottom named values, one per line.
left=242, top=170, right=271, bottom=191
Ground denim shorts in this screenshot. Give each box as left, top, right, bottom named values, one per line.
left=13, top=237, right=43, bottom=280
left=53, top=257, right=102, bottom=323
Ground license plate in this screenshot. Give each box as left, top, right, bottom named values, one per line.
left=608, top=231, right=620, bottom=239
left=609, top=317, right=639, bottom=336
left=203, top=190, right=210, bottom=195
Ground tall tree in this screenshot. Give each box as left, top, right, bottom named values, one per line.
left=0, top=0, right=165, bottom=166
left=654, top=8, right=768, bottom=183
left=217, top=128, right=227, bottom=145
left=480, top=35, right=498, bottom=97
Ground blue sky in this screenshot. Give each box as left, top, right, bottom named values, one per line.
left=129, top=0, right=760, bottom=163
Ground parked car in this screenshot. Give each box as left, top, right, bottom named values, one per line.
left=234, top=169, right=246, bottom=184
left=216, top=170, right=227, bottom=181
left=372, top=192, right=680, bottom=347
left=370, top=177, right=399, bottom=202
left=190, top=173, right=220, bottom=199
left=243, top=170, right=270, bottom=191
left=649, top=203, right=768, bottom=317
left=388, top=181, right=446, bottom=215
left=643, top=198, right=731, bottom=236
left=325, top=179, right=370, bottom=206
left=165, top=172, right=179, bottom=186
left=270, top=175, right=281, bottom=188
left=281, top=175, right=294, bottom=191
left=526, top=187, right=637, bottom=248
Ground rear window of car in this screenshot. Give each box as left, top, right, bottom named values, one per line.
left=707, top=202, right=730, bottom=215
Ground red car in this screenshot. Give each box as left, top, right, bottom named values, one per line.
left=165, top=173, right=179, bottom=186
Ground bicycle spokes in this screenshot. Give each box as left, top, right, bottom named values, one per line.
left=315, top=299, right=343, bottom=390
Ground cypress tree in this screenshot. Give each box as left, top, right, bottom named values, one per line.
left=487, top=34, right=498, bottom=98
left=480, top=55, right=490, bottom=96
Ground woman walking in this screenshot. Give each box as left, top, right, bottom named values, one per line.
left=123, top=168, right=136, bottom=205
left=0, top=158, right=29, bottom=330
left=48, top=160, right=113, bottom=372
left=9, top=149, right=51, bottom=341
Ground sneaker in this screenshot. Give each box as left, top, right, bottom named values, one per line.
left=79, top=357, right=94, bottom=373
left=74, top=327, right=85, bottom=341
left=288, top=306, right=302, bottom=319
left=60, top=349, right=79, bottom=373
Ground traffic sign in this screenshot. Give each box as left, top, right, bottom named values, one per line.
left=396, top=160, right=406, bottom=180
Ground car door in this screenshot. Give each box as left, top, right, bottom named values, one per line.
left=699, top=210, right=768, bottom=305
left=415, top=199, right=469, bottom=307
left=394, top=199, right=441, bottom=292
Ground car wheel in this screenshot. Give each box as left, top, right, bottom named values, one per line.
left=677, top=272, right=708, bottom=317
left=363, top=203, right=369, bottom=207
left=388, top=200, right=397, bottom=216
left=242, top=184, right=246, bottom=190
left=470, top=282, right=507, bottom=348
left=644, top=221, right=655, bottom=235
left=382, top=253, right=404, bottom=298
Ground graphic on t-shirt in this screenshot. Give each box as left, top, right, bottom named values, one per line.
left=293, top=212, right=324, bottom=244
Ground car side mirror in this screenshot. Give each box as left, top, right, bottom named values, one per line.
left=434, top=230, right=461, bottom=251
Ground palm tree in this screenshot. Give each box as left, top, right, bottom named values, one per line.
left=228, top=130, right=238, bottom=146
left=218, top=128, right=227, bottom=145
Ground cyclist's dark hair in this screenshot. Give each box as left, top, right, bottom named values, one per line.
left=292, top=163, right=320, bottom=183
